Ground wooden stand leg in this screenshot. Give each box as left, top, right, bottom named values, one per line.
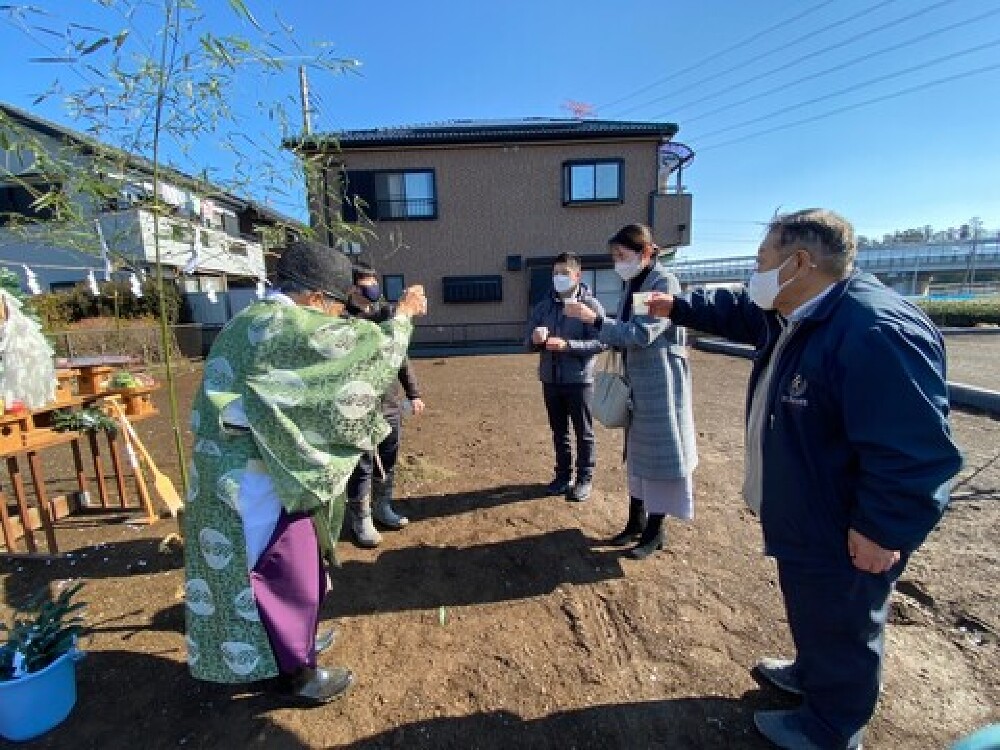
left=107, top=432, right=129, bottom=509
left=0, top=487, right=17, bottom=554
left=6, top=457, right=37, bottom=554
left=88, top=432, right=110, bottom=508
left=71, top=438, right=91, bottom=502
left=27, top=451, right=59, bottom=554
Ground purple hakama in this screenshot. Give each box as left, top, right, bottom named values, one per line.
left=250, top=510, right=327, bottom=675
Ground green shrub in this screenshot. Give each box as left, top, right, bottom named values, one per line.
left=915, top=298, right=1000, bottom=327
left=32, top=277, right=183, bottom=330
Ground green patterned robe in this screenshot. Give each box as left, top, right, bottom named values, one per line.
left=183, top=299, right=412, bottom=683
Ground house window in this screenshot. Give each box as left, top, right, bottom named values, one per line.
left=442, top=275, right=502, bottom=303
left=580, top=268, right=623, bottom=317
left=342, top=170, right=437, bottom=221
left=0, top=182, right=61, bottom=225
left=229, top=242, right=248, bottom=257
left=384, top=274, right=404, bottom=303
left=222, top=213, right=240, bottom=237
left=562, top=160, right=622, bottom=204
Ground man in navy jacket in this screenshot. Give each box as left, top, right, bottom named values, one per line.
left=526, top=252, right=607, bottom=502
left=648, top=209, right=962, bottom=750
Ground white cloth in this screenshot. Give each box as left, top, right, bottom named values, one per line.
left=0, top=290, right=57, bottom=409
left=238, top=460, right=282, bottom=570
left=627, top=466, right=695, bottom=520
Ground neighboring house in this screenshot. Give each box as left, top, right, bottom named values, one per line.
left=0, top=102, right=304, bottom=326
left=287, top=118, right=693, bottom=350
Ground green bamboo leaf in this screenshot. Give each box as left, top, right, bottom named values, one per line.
left=113, top=29, right=129, bottom=52
left=227, top=0, right=263, bottom=31
left=79, top=36, right=110, bottom=56
left=29, top=56, right=78, bottom=63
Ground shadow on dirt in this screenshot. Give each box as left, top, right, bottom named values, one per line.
left=1, top=537, right=183, bottom=607
left=396, top=484, right=554, bottom=523
left=326, top=528, right=624, bottom=619
left=342, top=693, right=783, bottom=750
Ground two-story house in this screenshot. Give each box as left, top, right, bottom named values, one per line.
left=288, top=118, right=693, bottom=350
left=0, top=102, right=304, bottom=327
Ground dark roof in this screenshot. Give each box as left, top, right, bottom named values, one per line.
left=287, top=117, right=678, bottom=151
left=0, top=101, right=305, bottom=230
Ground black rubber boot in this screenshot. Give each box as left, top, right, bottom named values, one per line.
left=286, top=665, right=355, bottom=705
left=608, top=497, right=647, bottom=546
left=628, top=513, right=665, bottom=560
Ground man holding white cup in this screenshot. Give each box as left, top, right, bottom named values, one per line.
left=525, top=252, right=607, bottom=501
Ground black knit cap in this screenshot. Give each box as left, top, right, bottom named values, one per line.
left=274, top=239, right=354, bottom=302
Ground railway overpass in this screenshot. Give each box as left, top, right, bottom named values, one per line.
left=672, top=239, right=1000, bottom=296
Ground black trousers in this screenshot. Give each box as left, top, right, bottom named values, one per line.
left=347, top=408, right=402, bottom=502
left=542, top=383, right=595, bottom=482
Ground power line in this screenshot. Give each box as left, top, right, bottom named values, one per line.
left=612, top=0, right=911, bottom=117
left=691, top=37, right=1000, bottom=143
left=635, top=0, right=955, bottom=119
left=696, top=60, right=1000, bottom=153
left=679, top=6, right=1000, bottom=127
left=595, top=0, right=838, bottom=113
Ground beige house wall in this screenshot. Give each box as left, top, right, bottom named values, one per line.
left=325, top=137, right=664, bottom=337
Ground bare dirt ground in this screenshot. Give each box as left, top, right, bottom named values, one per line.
left=1, top=350, right=997, bottom=750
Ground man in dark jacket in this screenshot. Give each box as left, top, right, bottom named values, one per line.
left=345, top=263, right=426, bottom=547
left=647, top=209, right=962, bottom=750
left=526, top=252, right=607, bottom=501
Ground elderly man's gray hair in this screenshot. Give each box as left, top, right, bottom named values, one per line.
left=768, top=209, right=857, bottom=277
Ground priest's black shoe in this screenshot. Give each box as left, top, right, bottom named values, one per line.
left=286, top=666, right=354, bottom=705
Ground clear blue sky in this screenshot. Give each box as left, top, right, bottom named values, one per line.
left=1, top=0, right=998, bottom=259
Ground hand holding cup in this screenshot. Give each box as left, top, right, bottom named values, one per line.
left=397, top=285, right=427, bottom=318
left=646, top=291, right=675, bottom=318
left=563, top=300, right=597, bottom=325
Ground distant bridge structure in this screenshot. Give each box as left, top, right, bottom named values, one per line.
left=672, top=239, right=1000, bottom=296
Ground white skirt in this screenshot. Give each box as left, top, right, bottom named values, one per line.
left=627, top=463, right=694, bottom=520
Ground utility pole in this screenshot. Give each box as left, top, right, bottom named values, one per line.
left=968, top=217, right=982, bottom=292
left=299, top=65, right=312, bottom=135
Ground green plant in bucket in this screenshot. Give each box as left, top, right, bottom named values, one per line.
left=0, top=581, right=86, bottom=681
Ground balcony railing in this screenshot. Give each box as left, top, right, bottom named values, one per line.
left=375, top=198, right=436, bottom=220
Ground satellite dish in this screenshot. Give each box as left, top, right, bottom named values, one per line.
left=657, top=142, right=694, bottom=194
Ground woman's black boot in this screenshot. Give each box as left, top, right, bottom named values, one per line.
left=608, top=497, right=646, bottom=546
left=628, top=513, right=665, bottom=560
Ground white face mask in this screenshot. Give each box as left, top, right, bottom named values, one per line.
left=747, top=254, right=796, bottom=310
left=552, top=274, right=575, bottom=294
left=614, top=258, right=643, bottom=281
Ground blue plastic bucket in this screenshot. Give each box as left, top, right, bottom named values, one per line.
left=952, top=725, right=1000, bottom=750
left=0, top=649, right=81, bottom=742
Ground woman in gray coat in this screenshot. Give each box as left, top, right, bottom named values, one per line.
left=566, top=224, right=698, bottom=559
